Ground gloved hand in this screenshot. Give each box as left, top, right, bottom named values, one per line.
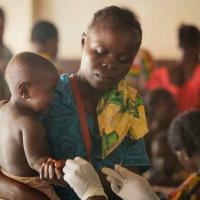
left=63, top=157, right=107, bottom=200
left=102, top=165, right=159, bottom=200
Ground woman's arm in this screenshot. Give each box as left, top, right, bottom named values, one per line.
left=0, top=171, right=50, bottom=200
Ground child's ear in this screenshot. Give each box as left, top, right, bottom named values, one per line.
left=17, top=81, right=30, bottom=99
left=81, top=32, right=86, bottom=50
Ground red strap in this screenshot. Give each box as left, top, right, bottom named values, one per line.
left=69, top=75, right=92, bottom=161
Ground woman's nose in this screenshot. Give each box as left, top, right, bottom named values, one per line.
left=102, top=55, right=116, bottom=70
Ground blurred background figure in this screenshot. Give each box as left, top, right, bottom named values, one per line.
left=0, top=7, right=12, bottom=100
left=168, top=110, right=200, bottom=200
left=144, top=88, right=177, bottom=155
left=146, top=24, right=200, bottom=112
left=125, top=45, right=155, bottom=94
left=145, top=132, right=187, bottom=188
left=31, top=20, right=63, bottom=73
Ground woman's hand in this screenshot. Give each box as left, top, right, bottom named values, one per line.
left=63, top=157, right=107, bottom=200
left=102, top=165, right=159, bottom=200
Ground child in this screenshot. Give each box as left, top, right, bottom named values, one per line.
left=144, top=88, right=177, bottom=155
left=0, top=52, right=60, bottom=199
left=0, top=6, right=149, bottom=200
left=145, top=131, right=187, bottom=187
left=168, top=110, right=200, bottom=199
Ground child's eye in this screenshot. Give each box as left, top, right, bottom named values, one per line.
left=118, top=55, right=132, bottom=64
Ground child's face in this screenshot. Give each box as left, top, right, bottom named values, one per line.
left=80, top=26, right=138, bottom=92
left=152, top=139, right=178, bottom=175
left=148, top=99, right=176, bottom=132
left=175, top=150, right=198, bottom=172
left=28, top=74, right=58, bottom=113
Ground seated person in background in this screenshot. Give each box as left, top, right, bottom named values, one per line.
left=0, top=52, right=61, bottom=199
left=146, top=24, right=200, bottom=112
left=168, top=110, right=200, bottom=200
left=125, top=48, right=155, bottom=94
left=144, top=88, right=177, bottom=154
left=145, top=132, right=188, bottom=187
left=0, top=7, right=13, bottom=99
left=31, top=20, right=64, bottom=73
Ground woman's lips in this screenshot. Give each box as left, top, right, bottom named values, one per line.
left=94, top=73, right=113, bottom=84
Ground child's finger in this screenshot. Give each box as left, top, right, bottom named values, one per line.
left=44, top=160, right=51, bottom=179
left=55, top=167, right=63, bottom=180
left=48, top=163, right=56, bottom=180
left=39, top=163, right=45, bottom=179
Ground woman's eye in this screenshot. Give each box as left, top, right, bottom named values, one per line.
left=118, top=55, right=132, bottom=64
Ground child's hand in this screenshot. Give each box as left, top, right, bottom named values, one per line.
left=40, top=158, right=67, bottom=187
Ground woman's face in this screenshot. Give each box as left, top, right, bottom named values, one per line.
left=79, top=25, right=138, bottom=92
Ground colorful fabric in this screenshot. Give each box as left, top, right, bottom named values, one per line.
left=169, top=173, right=200, bottom=200
left=146, top=65, right=200, bottom=111
left=0, top=169, right=60, bottom=200
left=97, top=79, right=148, bottom=158
left=128, top=49, right=155, bottom=81
left=42, top=74, right=150, bottom=200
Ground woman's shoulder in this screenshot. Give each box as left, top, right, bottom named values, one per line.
left=52, top=73, right=75, bottom=108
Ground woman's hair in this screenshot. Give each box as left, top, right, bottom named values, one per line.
left=87, top=6, right=142, bottom=51
left=31, top=20, right=58, bottom=44
left=168, top=110, right=200, bottom=156
left=178, top=24, right=200, bottom=49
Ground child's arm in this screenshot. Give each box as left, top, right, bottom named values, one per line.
left=21, top=116, right=50, bottom=172
left=21, top=116, right=65, bottom=185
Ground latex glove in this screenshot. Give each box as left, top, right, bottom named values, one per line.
left=102, top=165, right=159, bottom=200
left=63, top=157, right=107, bottom=200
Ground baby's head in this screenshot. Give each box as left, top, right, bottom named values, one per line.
left=168, top=110, right=200, bottom=172
left=5, top=52, right=58, bottom=113
left=80, top=6, right=142, bottom=92
left=31, top=21, right=58, bottom=60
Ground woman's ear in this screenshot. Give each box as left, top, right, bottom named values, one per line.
left=81, top=32, right=86, bottom=50
left=17, top=81, right=30, bottom=99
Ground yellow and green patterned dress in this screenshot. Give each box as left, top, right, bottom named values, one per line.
left=97, top=79, right=148, bottom=159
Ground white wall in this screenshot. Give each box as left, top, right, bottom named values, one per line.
left=1, top=0, right=200, bottom=60
left=0, top=0, right=33, bottom=54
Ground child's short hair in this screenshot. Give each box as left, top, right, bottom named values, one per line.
left=178, top=24, right=200, bottom=49
left=31, top=21, right=58, bottom=44
left=88, top=6, right=142, bottom=52
left=168, top=110, right=200, bottom=156
left=5, top=52, right=57, bottom=93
